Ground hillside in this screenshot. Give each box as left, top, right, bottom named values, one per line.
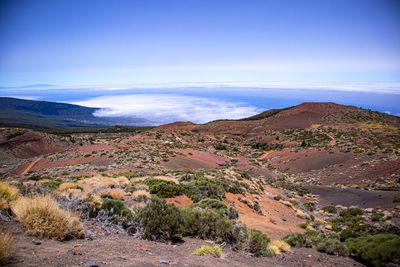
left=0, top=102, right=399, bottom=266
left=0, top=97, right=155, bottom=128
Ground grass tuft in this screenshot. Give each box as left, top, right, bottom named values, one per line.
left=0, top=229, right=12, bottom=261
left=0, top=182, right=19, bottom=210
left=267, top=240, right=291, bottom=255
left=11, top=195, right=83, bottom=240
left=193, top=245, right=224, bottom=257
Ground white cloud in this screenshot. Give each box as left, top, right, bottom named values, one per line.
left=72, top=94, right=262, bottom=124
left=72, top=81, right=400, bottom=94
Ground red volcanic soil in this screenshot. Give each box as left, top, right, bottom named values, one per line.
left=0, top=129, right=65, bottom=159
left=73, top=144, right=119, bottom=154
left=166, top=194, right=193, bottom=208
left=224, top=192, right=305, bottom=239
left=309, top=158, right=400, bottom=186
left=261, top=149, right=352, bottom=173
left=158, top=102, right=362, bottom=136
left=162, top=148, right=229, bottom=170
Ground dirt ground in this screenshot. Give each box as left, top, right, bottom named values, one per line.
left=308, top=186, right=400, bottom=210
left=3, top=219, right=364, bottom=267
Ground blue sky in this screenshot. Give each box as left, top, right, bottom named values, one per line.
left=0, top=0, right=400, bottom=122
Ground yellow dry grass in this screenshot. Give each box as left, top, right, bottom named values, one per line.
left=60, top=188, right=87, bottom=199
left=11, top=195, right=83, bottom=240
left=0, top=229, right=12, bottom=261
left=78, top=176, right=131, bottom=193
left=359, top=122, right=398, bottom=131
left=0, top=182, right=19, bottom=210
left=58, top=182, right=77, bottom=191
left=267, top=240, right=291, bottom=255
left=115, top=176, right=130, bottom=187
left=99, top=188, right=125, bottom=200
left=153, top=176, right=179, bottom=184
left=87, top=194, right=103, bottom=210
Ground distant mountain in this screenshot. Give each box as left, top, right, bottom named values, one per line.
left=160, top=102, right=400, bottom=134
left=0, top=97, right=156, bottom=128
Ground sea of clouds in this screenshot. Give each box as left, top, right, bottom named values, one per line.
left=73, top=94, right=262, bottom=124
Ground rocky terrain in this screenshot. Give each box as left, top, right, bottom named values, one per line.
left=0, top=102, right=399, bottom=266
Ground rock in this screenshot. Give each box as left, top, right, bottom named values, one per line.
left=365, top=208, right=374, bottom=213
left=383, top=210, right=392, bottom=220
left=84, top=230, right=96, bottom=240
left=325, top=224, right=332, bottom=230
left=32, top=240, right=41, bottom=245
left=159, top=260, right=169, bottom=264
left=84, top=261, right=99, bottom=267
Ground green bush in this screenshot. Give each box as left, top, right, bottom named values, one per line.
left=249, top=229, right=270, bottom=256
left=181, top=203, right=247, bottom=248
left=42, top=178, right=64, bottom=189
left=303, top=202, right=316, bottom=211
left=101, top=198, right=132, bottom=219
left=143, top=178, right=183, bottom=198
left=321, top=206, right=337, bottom=214
left=345, top=234, right=400, bottom=267
left=262, top=248, right=274, bottom=257
left=184, top=178, right=225, bottom=202
left=316, top=238, right=349, bottom=256
left=192, top=198, right=228, bottom=212
left=339, top=224, right=376, bottom=241
left=283, top=233, right=306, bottom=247
left=135, top=196, right=183, bottom=241
left=370, top=212, right=384, bottom=222
left=339, top=208, right=363, bottom=218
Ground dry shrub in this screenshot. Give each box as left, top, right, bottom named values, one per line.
left=132, top=190, right=151, bottom=200
left=78, top=176, right=118, bottom=193
left=58, top=182, right=77, bottom=191
left=0, top=229, right=12, bottom=261
left=267, top=240, right=291, bottom=255
left=11, top=195, right=83, bottom=240
left=115, top=176, right=130, bottom=187
left=100, top=188, right=125, bottom=200
left=60, top=189, right=86, bottom=199
left=0, top=182, right=19, bottom=210
left=88, top=194, right=103, bottom=209
left=152, top=176, right=179, bottom=184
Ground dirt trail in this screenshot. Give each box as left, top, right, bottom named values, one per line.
left=327, top=134, right=336, bottom=145
left=258, top=150, right=275, bottom=160
left=18, top=156, right=43, bottom=175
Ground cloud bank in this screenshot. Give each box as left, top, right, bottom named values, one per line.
left=73, top=94, right=262, bottom=124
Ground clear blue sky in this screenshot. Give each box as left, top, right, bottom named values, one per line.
left=1, top=0, right=400, bottom=86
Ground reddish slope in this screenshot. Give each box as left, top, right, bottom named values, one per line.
left=157, top=102, right=361, bottom=135
left=158, top=102, right=400, bottom=136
